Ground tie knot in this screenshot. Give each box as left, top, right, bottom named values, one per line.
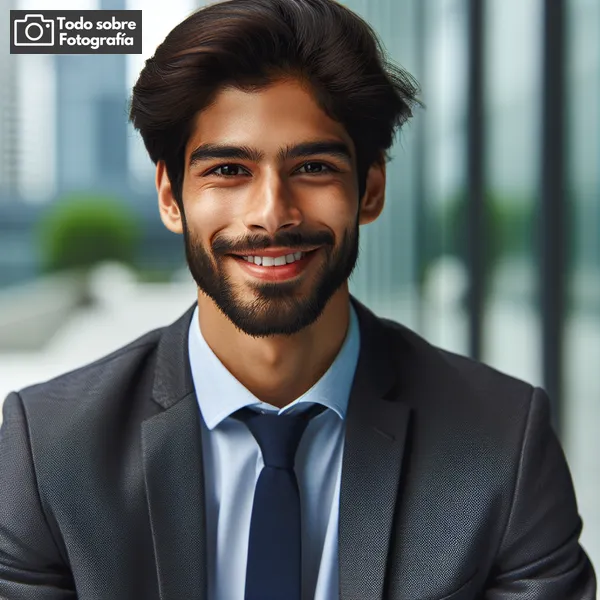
left=233, top=404, right=326, bottom=469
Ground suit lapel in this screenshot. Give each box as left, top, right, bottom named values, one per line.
left=339, top=298, right=412, bottom=600
left=141, top=305, right=208, bottom=600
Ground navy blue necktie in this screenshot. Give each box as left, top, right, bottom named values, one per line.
left=232, top=403, right=327, bottom=600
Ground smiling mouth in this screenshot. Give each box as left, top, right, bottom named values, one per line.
left=229, top=248, right=319, bottom=267
left=227, top=248, right=320, bottom=282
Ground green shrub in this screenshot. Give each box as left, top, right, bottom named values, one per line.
left=431, top=191, right=536, bottom=266
left=36, top=192, right=141, bottom=274
left=417, top=191, right=537, bottom=293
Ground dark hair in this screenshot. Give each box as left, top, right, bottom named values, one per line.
left=129, top=0, right=421, bottom=208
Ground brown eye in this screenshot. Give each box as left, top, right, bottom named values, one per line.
left=207, top=164, right=248, bottom=177
left=298, top=162, right=334, bottom=174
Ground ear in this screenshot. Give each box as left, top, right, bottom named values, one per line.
left=358, top=156, right=386, bottom=225
left=156, top=160, right=184, bottom=234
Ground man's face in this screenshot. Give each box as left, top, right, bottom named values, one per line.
left=176, top=79, right=368, bottom=337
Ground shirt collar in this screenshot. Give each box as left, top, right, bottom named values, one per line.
left=187, top=301, right=361, bottom=430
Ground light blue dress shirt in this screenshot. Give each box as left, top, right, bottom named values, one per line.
left=187, top=301, right=360, bottom=600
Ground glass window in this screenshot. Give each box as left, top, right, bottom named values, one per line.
left=483, top=0, right=543, bottom=386
left=565, top=0, right=600, bottom=571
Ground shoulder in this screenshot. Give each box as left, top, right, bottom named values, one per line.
left=10, top=300, right=197, bottom=431
left=14, top=325, right=165, bottom=416
left=374, top=314, right=537, bottom=422
left=379, top=313, right=532, bottom=384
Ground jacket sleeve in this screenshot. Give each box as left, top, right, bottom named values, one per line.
left=484, top=386, right=597, bottom=599
left=0, top=392, right=76, bottom=600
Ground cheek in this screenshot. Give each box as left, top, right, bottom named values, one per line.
left=299, top=181, right=357, bottom=230
left=319, top=181, right=360, bottom=223
left=182, top=191, right=238, bottom=244
left=320, top=201, right=357, bottom=233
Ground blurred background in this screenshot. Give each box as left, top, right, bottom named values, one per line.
left=1, top=0, right=598, bottom=579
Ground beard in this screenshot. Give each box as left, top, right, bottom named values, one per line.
left=180, top=214, right=360, bottom=338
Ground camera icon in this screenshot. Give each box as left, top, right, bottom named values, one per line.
left=14, top=14, right=55, bottom=46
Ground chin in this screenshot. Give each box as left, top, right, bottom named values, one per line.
left=219, top=292, right=332, bottom=338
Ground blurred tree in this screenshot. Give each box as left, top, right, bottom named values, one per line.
left=427, top=192, right=535, bottom=266
left=418, top=191, right=536, bottom=302
left=36, top=192, right=141, bottom=274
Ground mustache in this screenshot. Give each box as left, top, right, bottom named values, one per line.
left=211, top=230, right=335, bottom=255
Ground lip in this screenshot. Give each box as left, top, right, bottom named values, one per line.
left=230, top=246, right=321, bottom=258
left=231, top=249, right=319, bottom=282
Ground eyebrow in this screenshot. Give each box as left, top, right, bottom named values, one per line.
left=188, top=140, right=353, bottom=169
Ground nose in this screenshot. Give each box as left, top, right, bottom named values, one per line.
left=242, top=172, right=303, bottom=235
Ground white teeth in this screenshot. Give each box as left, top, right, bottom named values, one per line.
left=242, top=252, right=305, bottom=266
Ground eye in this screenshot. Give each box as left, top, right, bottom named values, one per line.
left=206, top=164, right=249, bottom=178
left=296, top=161, right=335, bottom=175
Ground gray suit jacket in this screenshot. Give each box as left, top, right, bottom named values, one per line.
left=0, top=297, right=596, bottom=600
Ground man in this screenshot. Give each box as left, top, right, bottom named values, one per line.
left=0, top=0, right=596, bottom=598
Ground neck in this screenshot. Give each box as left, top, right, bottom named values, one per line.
left=196, top=286, right=351, bottom=409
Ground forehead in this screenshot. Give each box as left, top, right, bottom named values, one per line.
left=185, top=79, right=354, bottom=159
